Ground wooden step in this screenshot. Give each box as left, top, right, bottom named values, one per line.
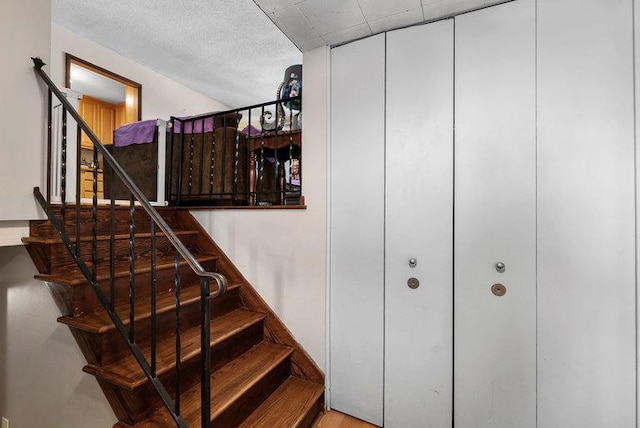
left=136, top=341, right=294, bottom=427
left=24, top=229, right=200, bottom=275
left=84, top=309, right=267, bottom=389
left=22, top=229, right=196, bottom=245
left=61, top=284, right=243, bottom=367
left=35, top=252, right=219, bottom=286
left=29, top=205, right=182, bottom=238
left=239, top=377, right=324, bottom=428
left=59, top=281, right=241, bottom=334
left=44, top=256, right=220, bottom=317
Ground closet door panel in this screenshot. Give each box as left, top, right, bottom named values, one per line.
left=537, top=1, right=636, bottom=426
left=385, top=20, right=454, bottom=428
left=329, top=34, right=386, bottom=427
left=454, top=1, right=536, bottom=427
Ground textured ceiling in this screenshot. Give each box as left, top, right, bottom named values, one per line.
left=52, top=0, right=303, bottom=108
left=53, top=0, right=510, bottom=110
left=255, top=0, right=511, bottom=51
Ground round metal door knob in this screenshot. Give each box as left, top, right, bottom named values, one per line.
left=491, top=283, right=507, bottom=296
left=495, top=262, right=506, bottom=273
left=409, top=258, right=417, bottom=268
left=407, top=277, right=420, bottom=289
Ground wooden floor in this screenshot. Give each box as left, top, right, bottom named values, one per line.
left=314, top=410, right=379, bottom=428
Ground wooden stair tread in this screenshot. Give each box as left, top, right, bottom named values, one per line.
left=59, top=281, right=242, bottom=333
left=138, top=342, right=294, bottom=427
left=34, top=252, right=219, bottom=286
left=239, top=376, right=324, bottom=428
left=22, top=228, right=198, bottom=245
left=189, top=341, right=293, bottom=423
left=83, top=309, right=266, bottom=389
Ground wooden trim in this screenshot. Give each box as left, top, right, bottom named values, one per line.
left=186, top=205, right=307, bottom=211
left=65, top=53, right=142, bottom=121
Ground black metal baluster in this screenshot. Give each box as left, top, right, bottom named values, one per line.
left=91, top=145, right=98, bottom=282
left=61, top=106, right=67, bottom=224
left=289, top=109, right=294, bottom=185
left=221, top=114, right=228, bottom=197
left=199, top=118, right=205, bottom=196
left=46, top=89, right=52, bottom=203
left=200, top=276, right=211, bottom=428
left=109, top=168, right=115, bottom=312
left=233, top=111, right=240, bottom=200
left=259, top=107, right=266, bottom=202
left=174, top=250, right=182, bottom=416
left=167, top=119, right=175, bottom=203
left=188, top=121, right=195, bottom=198
left=287, top=110, right=295, bottom=205
left=75, top=124, right=82, bottom=257
left=246, top=108, right=252, bottom=203
left=150, top=221, right=157, bottom=376
left=177, top=121, right=185, bottom=206
left=209, top=116, right=216, bottom=196
left=274, top=103, right=280, bottom=202
left=129, top=194, right=136, bottom=343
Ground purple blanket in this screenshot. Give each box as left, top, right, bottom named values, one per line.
left=172, top=116, right=217, bottom=134
left=114, top=119, right=157, bottom=147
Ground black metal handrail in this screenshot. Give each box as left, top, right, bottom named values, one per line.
left=32, top=57, right=226, bottom=427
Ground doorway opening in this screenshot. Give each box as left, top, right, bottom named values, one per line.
left=64, top=54, right=142, bottom=198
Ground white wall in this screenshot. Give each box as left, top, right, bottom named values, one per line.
left=51, top=24, right=229, bottom=120
left=0, top=246, right=117, bottom=427
left=635, top=0, right=640, bottom=422
left=0, top=0, right=50, bottom=224
left=192, top=45, right=329, bottom=370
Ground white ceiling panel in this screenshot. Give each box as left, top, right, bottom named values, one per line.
left=358, top=0, right=423, bottom=22
left=255, top=0, right=298, bottom=14
left=255, top=0, right=510, bottom=52
left=422, top=0, right=506, bottom=20
left=321, top=23, right=372, bottom=46
left=297, top=37, right=327, bottom=52
left=270, top=6, right=320, bottom=44
left=368, top=7, right=426, bottom=34
left=296, top=0, right=366, bottom=35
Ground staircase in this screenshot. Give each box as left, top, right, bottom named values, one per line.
left=23, top=204, right=324, bottom=427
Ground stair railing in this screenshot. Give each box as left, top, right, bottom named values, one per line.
left=167, top=97, right=302, bottom=207
left=32, top=57, right=226, bottom=428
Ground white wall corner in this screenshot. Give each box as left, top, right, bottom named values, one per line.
left=634, top=1, right=640, bottom=427
left=0, top=221, right=30, bottom=247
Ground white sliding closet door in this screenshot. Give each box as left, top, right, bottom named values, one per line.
left=537, top=0, right=636, bottom=426
left=385, top=20, right=454, bottom=428
left=329, top=34, right=386, bottom=427
left=454, top=1, right=536, bottom=427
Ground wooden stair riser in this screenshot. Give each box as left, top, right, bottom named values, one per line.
left=30, top=206, right=180, bottom=238
left=297, top=394, right=324, bottom=428
left=212, top=356, right=291, bottom=428
left=46, top=259, right=219, bottom=316
left=28, top=232, right=201, bottom=275
left=68, top=287, right=242, bottom=366
left=95, top=325, right=265, bottom=424
left=239, top=378, right=325, bottom=428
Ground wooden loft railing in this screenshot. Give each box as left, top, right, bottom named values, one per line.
left=165, top=97, right=302, bottom=208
